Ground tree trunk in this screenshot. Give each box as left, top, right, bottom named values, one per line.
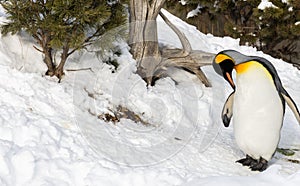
left=129, top=0, right=213, bottom=87
left=129, top=0, right=166, bottom=85
left=39, top=41, right=69, bottom=82
left=44, top=47, right=55, bottom=76
left=54, top=44, right=69, bottom=82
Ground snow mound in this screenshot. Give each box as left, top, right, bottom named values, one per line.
left=0, top=7, right=300, bottom=186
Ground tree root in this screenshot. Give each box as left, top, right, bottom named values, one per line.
left=153, top=48, right=214, bottom=87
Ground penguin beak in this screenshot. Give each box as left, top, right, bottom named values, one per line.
left=225, top=71, right=235, bottom=89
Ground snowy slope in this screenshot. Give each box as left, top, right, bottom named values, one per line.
left=1, top=7, right=300, bottom=186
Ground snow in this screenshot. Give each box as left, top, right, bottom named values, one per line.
left=187, top=5, right=201, bottom=19
left=258, top=0, right=278, bottom=10
left=1, top=6, right=300, bottom=186
left=258, top=0, right=291, bottom=10
left=179, top=0, right=187, bottom=6
left=257, top=0, right=293, bottom=12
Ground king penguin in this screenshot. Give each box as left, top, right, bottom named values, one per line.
left=213, top=50, right=300, bottom=171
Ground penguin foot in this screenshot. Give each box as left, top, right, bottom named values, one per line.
left=236, top=155, right=257, bottom=167
left=249, top=157, right=268, bottom=172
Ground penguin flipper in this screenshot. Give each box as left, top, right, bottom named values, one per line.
left=281, top=93, right=300, bottom=125
left=222, top=91, right=235, bottom=127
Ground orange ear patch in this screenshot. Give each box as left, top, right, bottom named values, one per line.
left=215, top=54, right=233, bottom=64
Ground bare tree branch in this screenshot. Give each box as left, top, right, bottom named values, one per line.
left=159, top=10, right=192, bottom=56
left=33, top=45, right=43, bottom=53
left=150, top=0, right=166, bottom=18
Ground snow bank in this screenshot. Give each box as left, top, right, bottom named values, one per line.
left=0, top=7, right=300, bottom=186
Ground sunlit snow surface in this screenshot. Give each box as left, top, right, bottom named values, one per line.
left=0, top=7, right=300, bottom=186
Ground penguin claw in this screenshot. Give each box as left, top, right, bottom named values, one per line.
left=250, top=158, right=268, bottom=172
left=237, top=156, right=268, bottom=171
left=236, top=155, right=257, bottom=166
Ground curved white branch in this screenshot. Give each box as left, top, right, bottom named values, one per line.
left=159, top=10, right=192, bottom=56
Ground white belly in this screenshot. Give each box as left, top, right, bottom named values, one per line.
left=233, top=67, right=283, bottom=160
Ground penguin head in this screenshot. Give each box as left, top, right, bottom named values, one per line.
left=213, top=50, right=253, bottom=89
left=213, top=50, right=236, bottom=89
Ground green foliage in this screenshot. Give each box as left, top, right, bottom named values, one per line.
left=0, top=0, right=127, bottom=79
left=92, top=1, right=128, bottom=69
left=277, top=148, right=296, bottom=156
left=0, top=0, right=127, bottom=53
left=166, top=0, right=299, bottom=53
left=252, top=0, right=300, bottom=50
left=1, top=0, right=110, bottom=48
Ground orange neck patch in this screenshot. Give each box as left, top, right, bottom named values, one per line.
left=234, top=61, right=273, bottom=80
left=234, top=61, right=261, bottom=74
